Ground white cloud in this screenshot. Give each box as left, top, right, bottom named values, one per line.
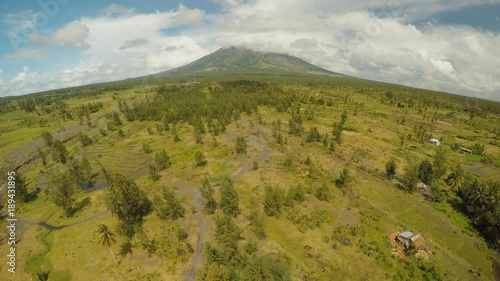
left=6, top=48, right=48, bottom=59
left=28, top=22, right=90, bottom=50
left=2, top=1, right=500, bottom=101
left=59, top=60, right=123, bottom=86
left=0, top=69, right=3, bottom=86
left=145, top=37, right=209, bottom=72
left=172, top=5, right=205, bottom=25
left=10, top=67, right=39, bottom=92
left=290, top=38, right=319, bottom=50
left=2, top=10, right=37, bottom=34
left=119, top=38, right=149, bottom=50
left=100, top=3, right=135, bottom=16
left=213, top=3, right=500, bottom=100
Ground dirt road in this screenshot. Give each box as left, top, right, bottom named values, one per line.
left=183, top=136, right=272, bottom=281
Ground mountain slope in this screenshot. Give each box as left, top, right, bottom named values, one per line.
left=156, top=47, right=344, bottom=77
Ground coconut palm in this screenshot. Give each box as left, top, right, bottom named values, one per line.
left=95, top=223, right=118, bottom=265
left=118, top=241, right=133, bottom=264
left=446, top=164, right=464, bottom=192
left=34, top=269, right=50, bottom=281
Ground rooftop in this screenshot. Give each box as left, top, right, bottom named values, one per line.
left=400, top=231, right=414, bottom=239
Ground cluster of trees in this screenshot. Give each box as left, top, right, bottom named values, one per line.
left=200, top=215, right=291, bottom=280
left=393, top=148, right=448, bottom=193
left=195, top=173, right=291, bottom=280
left=49, top=156, right=93, bottom=216
left=388, top=149, right=499, bottom=247
left=105, top=173, right=152, bottom=237
left=76, top=101, right=103, bottom=126
left=456, top=175, right=500, bottom=247
left=116, top=82, right=298, bottom=146
left=40, top=131, right=69, bottom=164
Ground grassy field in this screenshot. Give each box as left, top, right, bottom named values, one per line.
left=0, top=77, right=499, bottom=280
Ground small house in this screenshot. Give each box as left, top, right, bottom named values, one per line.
left=396, top=231, right=425, bottom=249
left=428, top=138, right=441, bottom=146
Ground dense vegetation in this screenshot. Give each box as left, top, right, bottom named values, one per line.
left=0, top=73, right=499, bottom=281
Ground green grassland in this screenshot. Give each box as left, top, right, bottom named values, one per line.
left=0, top=75, right=499, bottom=281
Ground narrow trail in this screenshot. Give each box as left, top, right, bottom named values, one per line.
left=17, top=210, right=110, bottom=231
left=183, top=136, right=272, bottom=281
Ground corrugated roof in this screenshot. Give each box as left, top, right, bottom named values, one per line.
left=400, top=231, right=414, bottom=239
left=410, top=234, right=422, bottom=241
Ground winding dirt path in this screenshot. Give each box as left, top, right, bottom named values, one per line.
left=17, top=210, right=110, bottom=231
left=182, top=136, right=272, bottom=281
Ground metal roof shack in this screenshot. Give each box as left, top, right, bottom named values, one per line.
left=458, top=147, right=473, bottom=154
left=396, top=231, right=425, bottom=249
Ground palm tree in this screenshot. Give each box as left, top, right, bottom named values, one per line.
left=95, top=223, right=118, bottom=265
left=118, top=241, right=133, bottom=264
left=447, top=164, right=464, bottom=192
left=34, top=269, right=50, bottom=281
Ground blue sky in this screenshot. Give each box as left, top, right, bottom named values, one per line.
left=0, top=0, right=499, bottom=101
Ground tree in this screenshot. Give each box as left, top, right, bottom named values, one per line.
left=471, top=143, right=485, bottom=155
left=315, top=183, right=330, bottom=201
left=401, top=161, right=419, bottom=193
left=287, top=185, right=305, bottom=203
left=154, top=187, right=185, bottom=221
left=148, top=163, right=160, bottom=181
left=118, top=241, right=133, bottom=264
left=69, top=156, right=92, bottom=188
left=219, top=176, right=240, bottom=217
left=33, top=269, right=50, bottom=281
left=385, top=159, right=397, bottom=179
left=51, top=140, right=68, bottom=164
left=15, top=172, right=29, bottom=203
left=155, top=149, right=171, bottom=170
left=97, top=160, right=113, bottom=185
left=203, top=263, right=230, bottom=281
left=335, top=168, right=352, bottom=189
left=37, top=147, right=47, bottom=167
left=236, top=136, right=247, bottom=154
left=252, top=161, right=258, bottom=170
left=41, top=131, right=53, bottom=147
left=446, top=164, right=464, bottom=192
left=247, top=208, right=266, bottom=239
left=433, top=148, right=447, bottom=180
left=50, top=171, right=77, bottom=216
left=78, top=131, right=92, bottom=146
left=142, top=142, right=152, bottom=154
left=172, top=125, right=180, bottom=142
left=200, top=177, right=217, bottom=215
left=332, top=122, right=343, bottom=143
left=306, top=127, right=322, bottom=143
left=176, top=228, right=188, bottom=241
left=418, top=160, right=434, bottom=185
left=194, top=126, right=204, bottom=144
left=215, top=215, right=243, bottom=265
left=111, top=111, right=122, bottom=126
left=195, top=151, right=207, bottom=167
left=241, top=255, right=291, bottom=281
left=95, top=223, right=118, bottom=265
left=105, top=174, right=152, bottom=237
left=244, top=240, right=258, bottom=255
left=340, top=110, right=348, bottom=125
left=263, top=186, right=285, bottom=217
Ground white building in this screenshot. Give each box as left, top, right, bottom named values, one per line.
left=428, top=138, right=441, bottom=146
